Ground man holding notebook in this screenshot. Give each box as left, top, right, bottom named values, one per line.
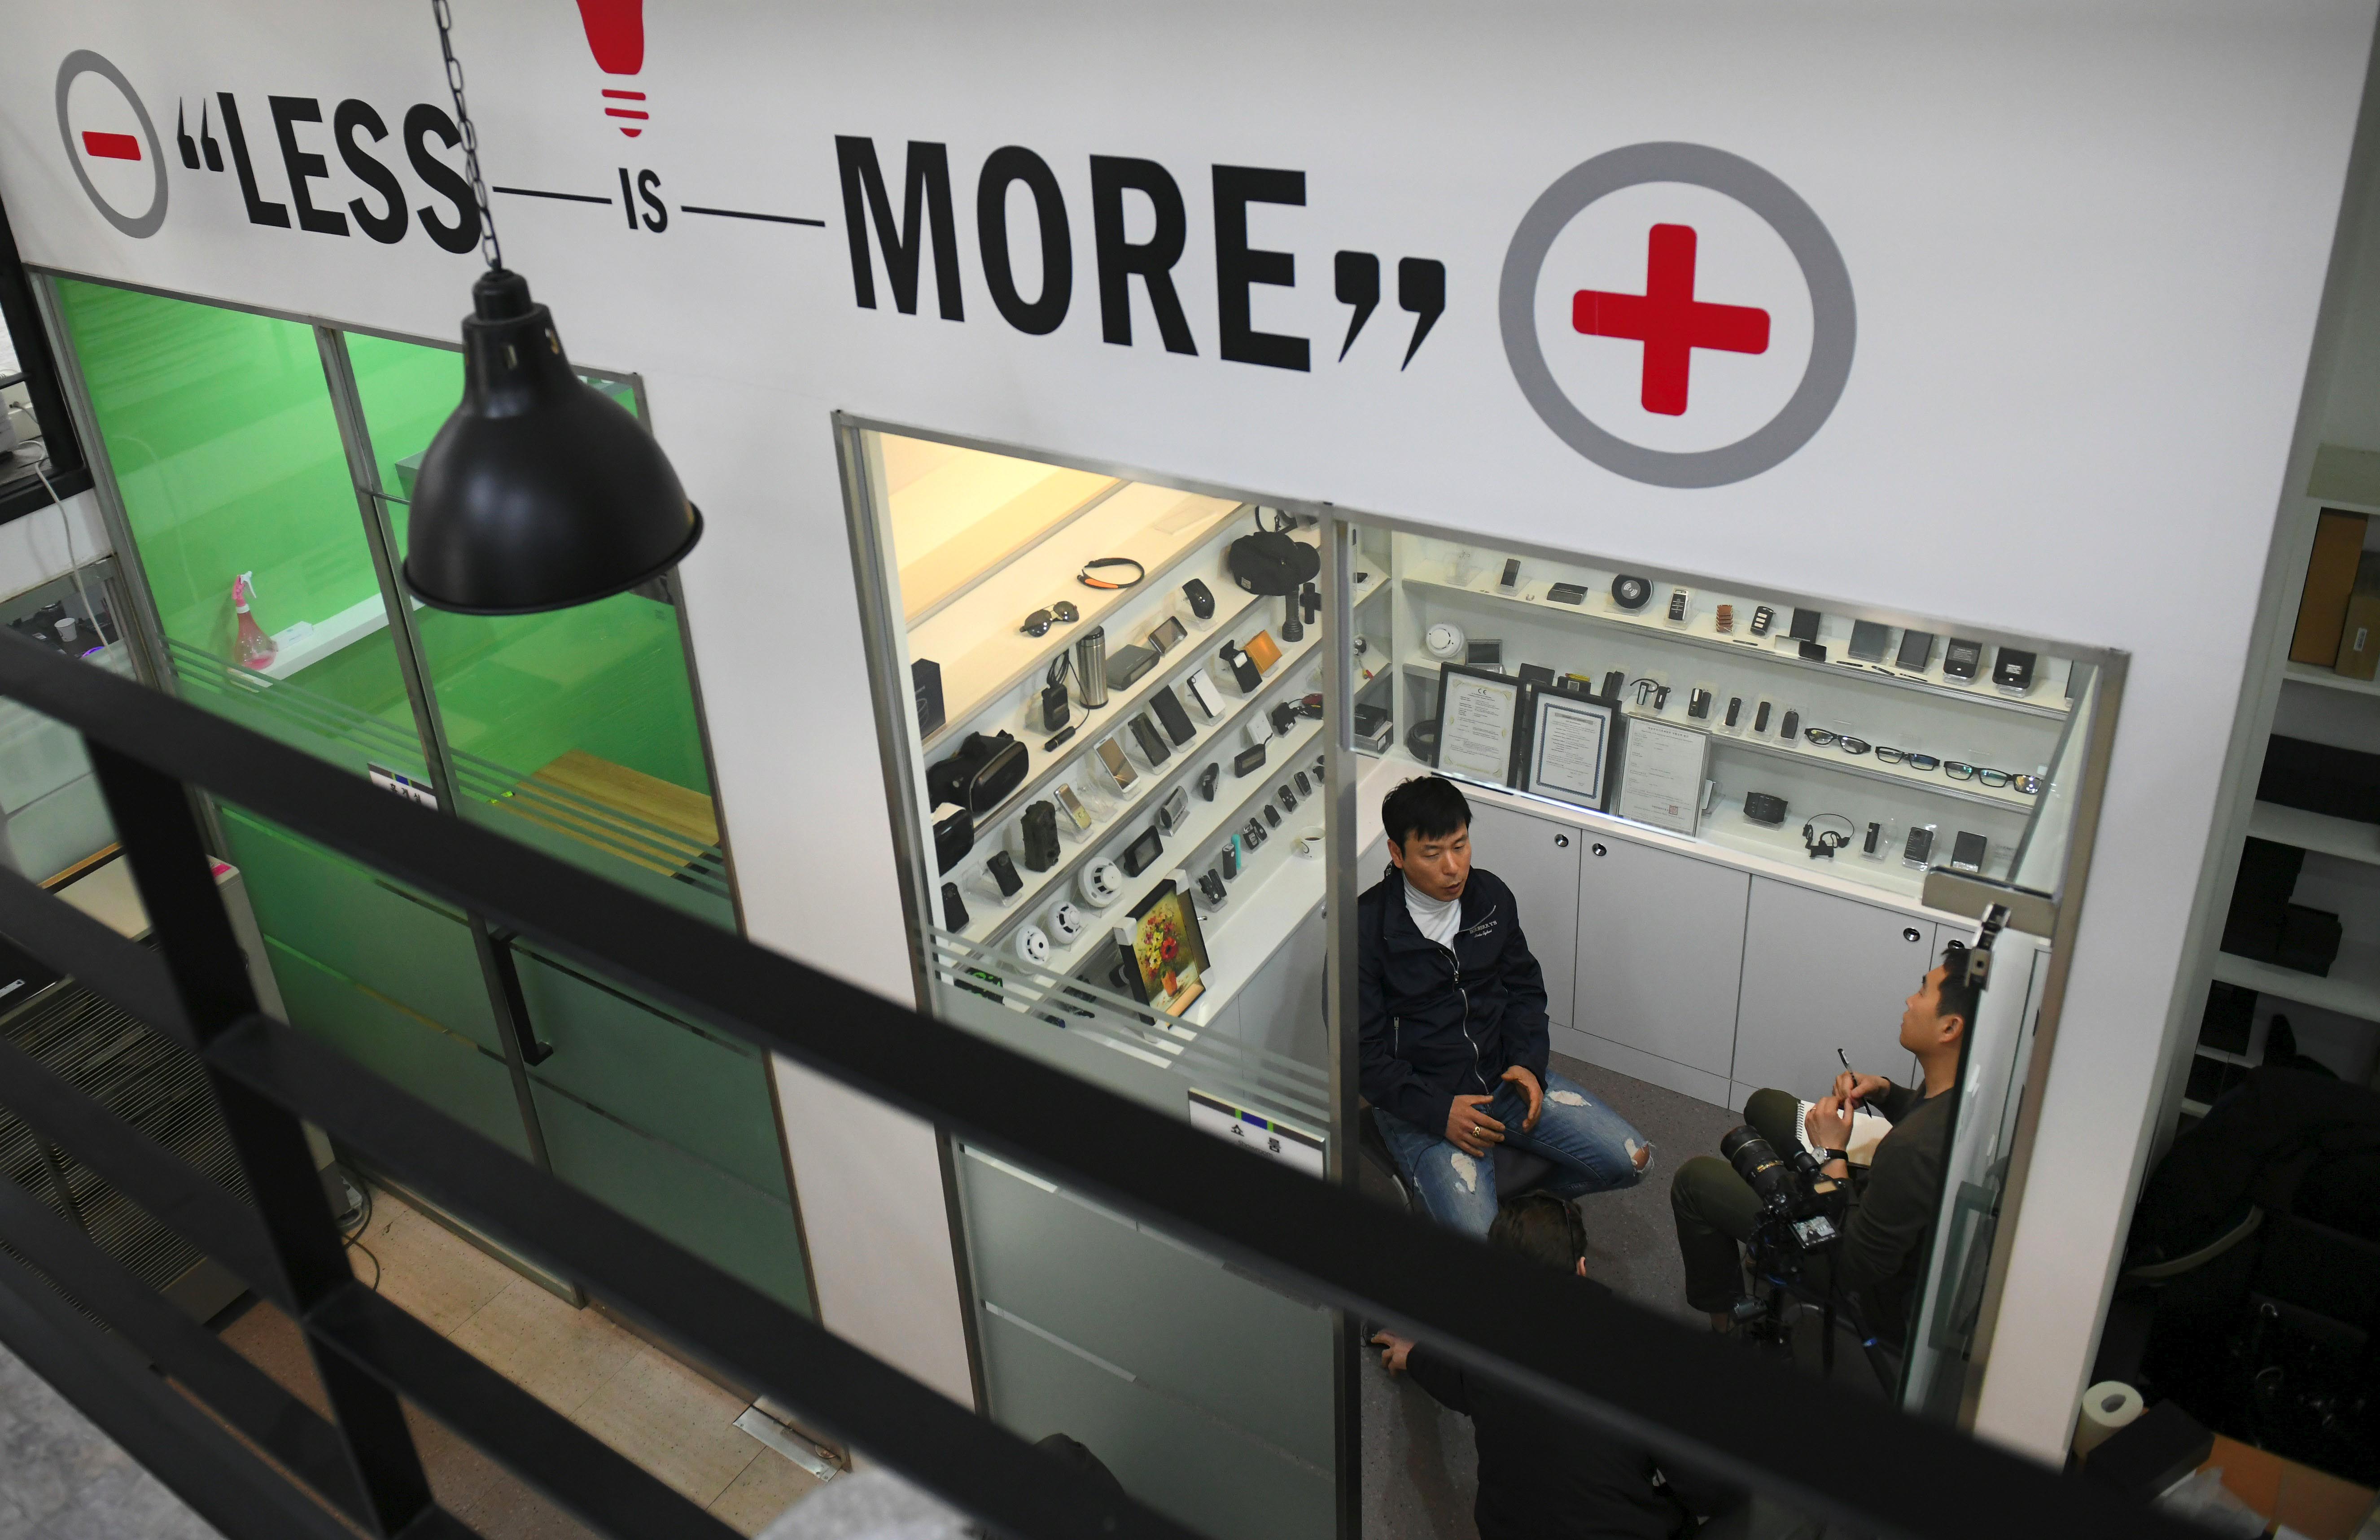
left=1667, top=943, right=1975, bottom=1342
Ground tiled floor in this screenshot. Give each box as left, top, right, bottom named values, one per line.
left=0, top=1340, right=220, bottom=1540
left=216, top=1184, right=824, bottom=1537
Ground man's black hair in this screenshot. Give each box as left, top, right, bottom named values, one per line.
left=1935, top=942, right=1980, bottom=1030
left=1487, top=1192, right=1586, bottom=1273
left=1382, top=774, right=1471, bottom=850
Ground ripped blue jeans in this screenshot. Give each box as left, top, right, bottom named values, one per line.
left=1374, top=1070, right=1650, bottom=1235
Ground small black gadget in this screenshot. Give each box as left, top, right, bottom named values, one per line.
left=1042, top=726, right=1076, bottom=753
left=1269, top=701, right=1300, bottom=737
left=1220, top=841, right=1240, bottom=879
left=1863, top=821, right=1881, bottom=856
left=1610, top=574, right=1653, bottom=610
left=1779, top=709, right=1800, bottom=739
left=1264, top=804, right=1282, bottom=828
left=1077, top=557, right=1146, bottom=590
left=1234, top=743, right=1267, bottom=776
left=1227, top=510, right=1320, bottom=597
left=1040, top=656, right=1072, bottom=734
left=1157, top=786, right=1191, bottom=834
left=1848, top=620, right=1892, bottom=663
left=1942, top=639, right=1984, bottom=681
left=1119, top=826, right=1165, bottom=877
left=1198, top=871, right=1227, bottom=908
left=1950, top=831, right=1988, bottom=873
left=1182, top=578, right=1215, bottom=620
left=1903, top=827, right=1936, bottom=866
left=1750, top=606, right=1775, bottom=636
left=1518, top=663, right=1556, bottom=687
left=1500, top=558, right=1522, bottom=590
left=1754, top=700, right=1773, bottom=732
left=1688, top=687, right=1712, bottom=719
left=1197, top=762, right=1219, bottom=800
left=1467, top=638, right=1503, bottom=669
left=1797, top=640, right=1827, bottom=663
left=1105, top=643, right=1159, bottom=690
left=933, top=805, right=974, bottom=873
left=929, top=731, right=1029, bottom=816
left=1743, top=792, right=1789, bottom=827
left=1243, top=818, right=1267, bottom=847
left=913, top=658, right=945, bottom=737
left=1299, top=692, right=1324, bottom=719
left=1788, top=608, right=1822, bottom=642
left=1129, top=713, right=1172, bottom=765
left=1894, top=630, right=1936, bottom=672
left=1294, top=770, right=1312, bottom=797
left=1724, top=696, right=1742, bottom=727
left=941, top=882, right=968, bottom=930
left=1220, top=642, right=1262, bottom=693
left=1021, top=801, right=1060, bottom=871
left=1601, top=669, right=1627, bottom=699
left=1277, top=783, right=1297, bottom=812
left=1147, top=616, right=1189, bottom=654
left=1993, top=649, right=2037, bottom=692
left=1547, top=582, right=1589, bottom=605
left=986, top=850, right=1023, bottom=897
left=1151, top=686, right=1195, bottom=745
left=1668, top=589, right=1689, bottom=622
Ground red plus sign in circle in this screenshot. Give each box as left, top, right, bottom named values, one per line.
left=1572, top=223, right=1771, bottom=416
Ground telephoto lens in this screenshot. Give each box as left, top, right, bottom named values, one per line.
left=1718, top=1126, right=1799, bottom=1215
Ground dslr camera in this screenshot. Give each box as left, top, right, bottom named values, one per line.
left=1719, top=1125, right=1848, bottom=1267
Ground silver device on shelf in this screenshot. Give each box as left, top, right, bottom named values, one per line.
left=1076, top=627, right=1108, bottom=709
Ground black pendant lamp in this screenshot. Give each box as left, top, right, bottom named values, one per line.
left=401, top=0, right=701, bottom=615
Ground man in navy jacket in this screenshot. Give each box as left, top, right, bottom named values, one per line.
left=1360, top=775, right=1650, bottom=1233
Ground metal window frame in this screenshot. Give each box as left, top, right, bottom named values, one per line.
left=0, top=192, right=93, bottom=525
left=0, top=580, right=2201, bottom=1540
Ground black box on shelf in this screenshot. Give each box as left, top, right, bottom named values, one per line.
left=2083, top=1400, right=2214, bottom=1499
left=2184, top=1052, right=2247, bottom=1106
left=2198, top=980, right=2256, bottom=1054
left=913, top=658, right=945, bottom=738
left=2258, top=735, right=2380, bottom=824
left=2221, top=837, right=2304, bottom=961
left=2274, top=903, right=2342, bottom=976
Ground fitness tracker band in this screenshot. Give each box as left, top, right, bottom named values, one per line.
left=1077, top=557, right=1146, bottom=591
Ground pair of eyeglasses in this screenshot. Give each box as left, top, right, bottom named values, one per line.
left=1019, top=600, right=1081, bottom=637
left=1802, top=728, right=1872, bottom=756
left=1875, top=747, right=1941, bottom=770
left=1944, top=761, right=2020, bottom=789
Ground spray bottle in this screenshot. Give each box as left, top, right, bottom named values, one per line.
left=234, top=573, right=276, bottom=671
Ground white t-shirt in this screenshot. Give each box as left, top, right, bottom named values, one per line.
left=1404, top=879, right=1462, bottom=949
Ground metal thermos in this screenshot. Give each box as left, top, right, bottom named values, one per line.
left=1076, top=628, right=1109, bottom=708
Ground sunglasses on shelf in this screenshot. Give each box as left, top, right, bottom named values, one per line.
left=1019, top=600, right=1082, bottom=637
left=1874, top=747, right=1941, bottom=770
left=1802, top=728, right=1871, bottom=756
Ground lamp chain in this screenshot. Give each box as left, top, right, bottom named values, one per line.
left=430, top=0, right=503, bottom=271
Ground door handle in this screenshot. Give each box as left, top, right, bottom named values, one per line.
left=1903, top=927, right=1922, bottom=943
left=1591, top=843, right=1607, bottom=857
left=486, top=928, right=556, bottom=1066
left=1554, top=834, right=1570, bottom=848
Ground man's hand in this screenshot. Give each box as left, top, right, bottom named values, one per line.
left=1805, top=1093, right=1855, bottom=1155
left=1831, top=1070, right=1890, bottom=1109
left=1500, top=1065, right=1544, bottom=1131
left=1445, top=1094, right=1505, bottom=1156
left=1371, top=1330, right=1415, bottom=1374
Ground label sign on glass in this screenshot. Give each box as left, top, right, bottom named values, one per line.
left=368, top=763, right=438, bottom=809
left=1189, top=1089, right=1325, bottom=1177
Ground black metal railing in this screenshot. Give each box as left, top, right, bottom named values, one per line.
left=0, top=627, right=2185, bottom=1540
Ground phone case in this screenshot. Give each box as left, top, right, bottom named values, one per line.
left=1895, top=630, right=1936, bottom=671
left=1788, top=608, right=1822, bottom=642
left=1942, top=639, right=1984, bottom=681
left=1903, top=827, right=1936, bottom=867
left=1129, top=713, right=1172, bottom=765
left=1242, top=630, right=1283, bottom=673
left=1150, top=686, right=1196, bottom=744
left=1185, top=671, right=1223, bottom=718
left=1950, top=831, right=1988, bottom=872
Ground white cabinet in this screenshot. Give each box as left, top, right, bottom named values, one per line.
left=1466, top=801, right=1581, bottom=1030
left=1571, top=832, right=1751, bottom=1087
left=1731, top=878, right=1939, bottom=1104
left=1233, top=903, right=1329, bottom=1069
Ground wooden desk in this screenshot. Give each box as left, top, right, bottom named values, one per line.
left=500, top=750, right=719, bottom=879
left=2198, top=1435, right=2376, bottom=1539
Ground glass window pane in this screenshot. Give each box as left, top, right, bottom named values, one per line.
left=54, top=280, right=425, bottom=785
left=342, top=333, right=731, bottom=929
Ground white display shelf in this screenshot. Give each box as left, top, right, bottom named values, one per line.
left=2211, top=943, right=2380, bottom=1023
left=255, top=593, right=414, bottom=681
left=2281, top=661, right=2380, bottom=699
left=984, top=712, right=1328, bottom=979
left=1181, top=813, right=1332, bottom=1030
left=912, top=487, right=1243, bottom=752
left=2247, top=800, right=2380, bottom=866
left=954, top=639, right=1327, bottom=949
left=1698, top=793, right=1932, bottom=901
left=1401, top=573, right=2073, bottom=720
left=1398, top=653, right=2040, bottom=813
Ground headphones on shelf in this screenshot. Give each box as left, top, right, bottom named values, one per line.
left=1077, top=557, right=1146, bottom=591
left=1801, top=813, right=1856, bottom=860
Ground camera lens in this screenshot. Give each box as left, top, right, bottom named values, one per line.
left=1719, top=1127, right=1798, bottom=1215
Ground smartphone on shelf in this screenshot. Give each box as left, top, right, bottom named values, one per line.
left=1096, top=736, right=1137, bottom=792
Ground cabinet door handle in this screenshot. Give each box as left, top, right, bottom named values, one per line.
left=1591, top=843, right=1607, bottom=857
left=1554, top=834, right=1570, bottom=849
left=1903, top=927, right=1922, bottom=943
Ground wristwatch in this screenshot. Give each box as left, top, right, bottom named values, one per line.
left=1823, top=1149, right=1850, bottom=1165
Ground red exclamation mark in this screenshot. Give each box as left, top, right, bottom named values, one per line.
left=575, top=0, right=648, bottom=138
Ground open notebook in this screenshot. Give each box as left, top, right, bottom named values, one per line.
left=1794, top=1101, right=1892, bottom=1167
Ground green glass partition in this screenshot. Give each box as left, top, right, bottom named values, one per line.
left=344, top=334, right=733, bottom=928
left=54, top=281, right=428, bottom=788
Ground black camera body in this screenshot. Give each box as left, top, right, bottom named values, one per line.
left=1720, top=1126, right=1847, bottom=1261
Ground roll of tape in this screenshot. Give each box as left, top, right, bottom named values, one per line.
left=2071, top=1381, right=2143, bottom=1459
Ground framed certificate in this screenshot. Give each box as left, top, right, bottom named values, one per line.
left=1615, top=718, right=1709, bottom=836
left=1431, top=664, right=1523, bottom=785
left=1521, top=688, right=1615, bottom=810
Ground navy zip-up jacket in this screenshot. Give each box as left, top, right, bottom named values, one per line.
left=1357, top=864, right=1551, bottom=1138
